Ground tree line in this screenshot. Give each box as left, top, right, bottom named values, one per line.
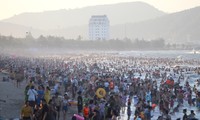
left=0, top=34, right=196, bottom=51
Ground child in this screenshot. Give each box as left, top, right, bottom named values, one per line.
left=83, top=103, right=90, bottom=120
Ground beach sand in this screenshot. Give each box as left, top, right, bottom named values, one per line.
left=0, top=73, right=77, bottom=120
left=0, top=73, right=24, bottom=119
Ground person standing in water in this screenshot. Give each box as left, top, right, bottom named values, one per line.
left=183, top=109, right=188, bottom=120
left=62, top=94, right=70, bottom=120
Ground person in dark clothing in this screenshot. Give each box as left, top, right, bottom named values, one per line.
left=71, top=116, right=76, bottom=120
left=48, top=99, right=56, bottom=120
left=77, top=91, right=83, bottom=114
left=127, top=106, right=131, bottom=120
left=92, top=109, right=100, bottom=120
left=188, top=110, right=198, bottom=120
left=162, top=109, right=171, bottom=120
left=183, top=109, right=188, bottom=120
left=105, top=105, right=112, bottom=119
left=134, top=107, right=141, bottom=120
left=41, top=99, right=49, bottom=120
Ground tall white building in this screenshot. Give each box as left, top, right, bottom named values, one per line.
left=89, top=15, right=110, bottom=40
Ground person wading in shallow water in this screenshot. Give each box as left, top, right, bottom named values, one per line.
left=183, top=109, right=188, bottom=120
left=62, top=94, right=70, bottom=120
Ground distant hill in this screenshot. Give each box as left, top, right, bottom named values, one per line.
left=2, top=2, right=165, bottom=30
left=0, top=22, right=43, bottom=38
left=43, top=6, right=200, bottom=43
left=0, top=2, right=199, bottom=44
left=111, top=6, right=200, bottom=43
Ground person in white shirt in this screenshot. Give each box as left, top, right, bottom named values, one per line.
left=104, top=81, right=109, bottom=92
left=54, top=83, right=60, bottom=94
left=27, top=86, right=38, bottom=108
left=114, top=85, right=119, bottom=93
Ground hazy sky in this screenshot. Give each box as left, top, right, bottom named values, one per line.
left=1, top=0, right=200, bottom=20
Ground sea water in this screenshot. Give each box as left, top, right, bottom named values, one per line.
left=119, top=50, right=200, bottom=119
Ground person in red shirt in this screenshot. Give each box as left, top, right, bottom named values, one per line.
left=110, top=81, right=114, bottom=90
left=83, top=103, right=89, bottom=120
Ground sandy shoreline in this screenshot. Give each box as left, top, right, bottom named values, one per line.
left=0, top=73, right=24, bottom=119
left=0, top=73, right=77, bottom=120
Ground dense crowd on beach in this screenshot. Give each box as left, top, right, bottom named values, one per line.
left=0, top=53, right=200, bottom=120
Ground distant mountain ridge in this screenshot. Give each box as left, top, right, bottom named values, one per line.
left=43, top=6, right=200, bottom=43
left=2, top=2, right=166, bottom=30
left=0, top=2, right=199, bottom=44
left=111, top=6, right=200, bottom=43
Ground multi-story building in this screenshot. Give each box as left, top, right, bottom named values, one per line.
left=89, top=15, right=110, bottom=40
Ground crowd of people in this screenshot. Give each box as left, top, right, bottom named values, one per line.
left=0, top=53, right=200, bottom=120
